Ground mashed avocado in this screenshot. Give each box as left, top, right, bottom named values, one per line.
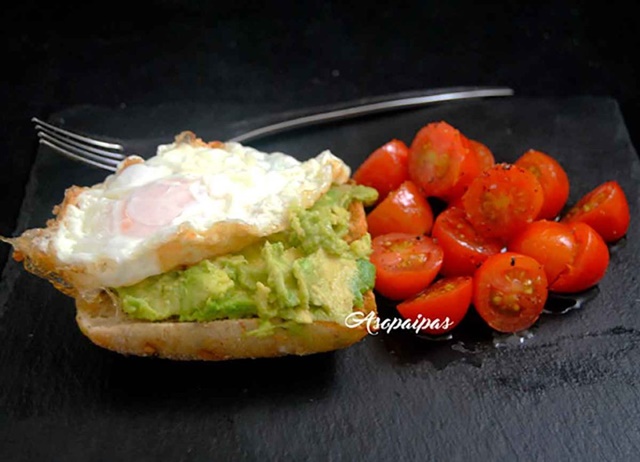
left=115, top=184, right=378, bottom=332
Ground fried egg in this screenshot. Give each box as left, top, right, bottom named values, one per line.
left=11, top=132, right=350, bottom=294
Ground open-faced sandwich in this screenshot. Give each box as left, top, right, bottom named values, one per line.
left=3, top=131, right=378, bottom=360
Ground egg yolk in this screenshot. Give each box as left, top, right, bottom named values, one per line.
left=119, top=179, right=197, bottom=238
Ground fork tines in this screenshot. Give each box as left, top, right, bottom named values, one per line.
left=32, top=118, right=127, bottom=172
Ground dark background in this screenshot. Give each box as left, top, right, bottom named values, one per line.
left=2, top=1, right=639, bottom=460
left=2, top=1, right=639, bottom=258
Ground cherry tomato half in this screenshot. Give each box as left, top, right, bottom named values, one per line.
left=473, top=252, right=548, bottom=333
left=509, top=220, right=610, bottom=293
left=561, top=180, right=630, bottom=242
left=397, top=276, right=473, bottom=335
left=462, top=163, right=544, bottom=242
left=550, top=222, right=609, bottom=293
left=515, top=149, right=570, bottom=220
left=352, top=139, right=410, bottom=203
left=432, top=206, right=503, bottom=277
left=508, top=220, right=577, bottom=285
left=366, top=180, right=434, bottom=238
left=468, top=138, right=495, bottom=172
left=408, top=121, right=481, bottom=202
left=370, top=233, right=444, bottom=300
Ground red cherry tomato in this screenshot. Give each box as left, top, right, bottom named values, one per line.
left=509, top=220, right=610, bottom=293
left=352, top=139, right=409, bottom=203
left=473, top=252, right=548, bottom=333
left=366, top=180, right=434, bottom=238
left=447, top=195, right=464, bottom=210
left=396, top=276, right=472, bottom=335
left=408, top=121, right=481, bottom=202
left=462, top=163, right=544, bottom=242
left=515, top=149, right=570, bottom=220
left=468, top=138, right=495, bottom=171
left=561, top=181, right=630, bottom=242
left=432, top=206, right=503, bottom=277
left=370, top=233, right=444, bottom=300
left=508, top=220, right=577, bottom=285
left=550, top=222, right=609, bottom=293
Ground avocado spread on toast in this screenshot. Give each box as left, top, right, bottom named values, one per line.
left=115, top=184, right=378, bottom=332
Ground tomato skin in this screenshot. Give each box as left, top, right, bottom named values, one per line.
left=550, top=222, right=609, bottom=293
left=366, top=180, right=434, bottom=238
left=396, top=276, right=473, bottom=335
left=432, top=206, right=503, bottom=277
left=473, top=252, right=548, bottom=333
left=468, top=139, right=495, bottom=171
left=446, top=140, right=483, bottom=202
left=370, top=233, right=444, bottom=300
left=462, top=163, right=544, bottom=242
left=408, top=121, right=481, bottom=202
left=561, top=181, right=630, bottom=242
left=515, top=149, right=570, bottom=220
left=352, top=139, right=410, bottom=202
left=509, top=220, right=610, bottom=293
left=508, top=220, right=577, bottom=285
left=447, top=195, right=464, bottom=210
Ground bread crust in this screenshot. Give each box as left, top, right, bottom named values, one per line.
left=76, top=199, right=376, bottom=360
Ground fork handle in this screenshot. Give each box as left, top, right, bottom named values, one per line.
left=226, top=86, right=514, bottom=144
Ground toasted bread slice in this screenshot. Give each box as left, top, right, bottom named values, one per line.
left=76, top=290, right=376, bottom=360
left=75, top=200, right=377, bottom=360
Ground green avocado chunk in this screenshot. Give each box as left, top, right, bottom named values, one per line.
left=115, top=184, right=378, bottom=328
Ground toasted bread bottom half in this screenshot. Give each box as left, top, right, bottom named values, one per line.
left=76, top=290, right=376, bottom=361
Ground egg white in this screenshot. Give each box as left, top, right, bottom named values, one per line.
left=50, top=138, right=351, bottom=288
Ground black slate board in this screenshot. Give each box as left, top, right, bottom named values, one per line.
left=1, top=97, right=639, bottom=461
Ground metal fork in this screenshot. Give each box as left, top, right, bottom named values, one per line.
left=32, top=86, right=514, bottom=172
